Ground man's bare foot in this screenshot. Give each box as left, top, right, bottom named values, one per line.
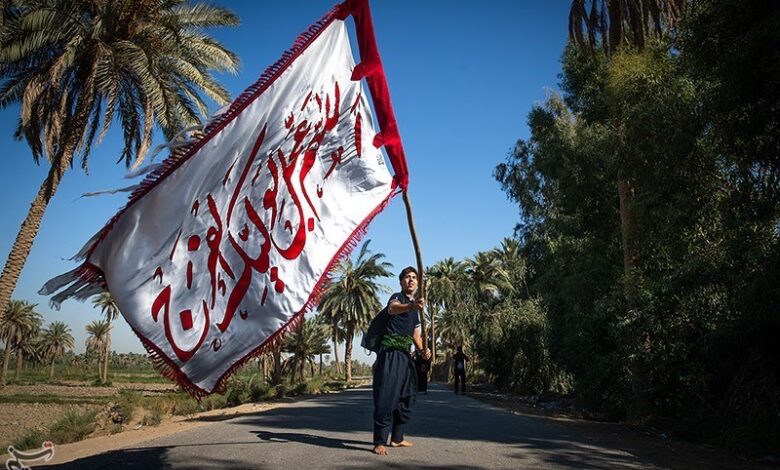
left=373, top=445, right=389, bottom=455
left=390, top=440, right=414, bottom=447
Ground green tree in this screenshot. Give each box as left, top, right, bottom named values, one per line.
left=425, top=257, right=466, bottom=366
left=465, top=251, right=512, bottom=305
left=12, top=305, right=42, bottom=383
left=319, top=241, right=392, bottom=381
left=567, top=0, right=684, bottom=303
left=1, top=299, right=41, bottom=385
left=85, top=319, right=110, bottom=383
left=317, top=302, right=347, bottom=375
left=283, top=316, right=330, bottom=382
left=492, top=237, right=530, bottom=298
left=92, top=292, right=119, bottom=383
left=15, top=333, right=44, bottom=380
left=40, top=321, right=74, bottom=380
left=0, top=0, right=240, bottom=319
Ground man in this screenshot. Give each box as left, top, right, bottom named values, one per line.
left=413, top=350, right=430, bottom=394
left=453, top=345, right=468, bottom=394
left=372, top=266, right=431, bottom=456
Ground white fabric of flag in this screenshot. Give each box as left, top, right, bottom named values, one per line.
left=42, top=12, right=400, bottom=397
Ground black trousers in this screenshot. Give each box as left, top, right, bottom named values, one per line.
left=372, top=349, right=417, bottom=445
left=414, top=357, right=430, bottom=392
left=454, top=370, right=466, bottom=393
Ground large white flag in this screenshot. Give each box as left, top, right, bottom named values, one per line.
left=42, top=0, right=408, bottom=398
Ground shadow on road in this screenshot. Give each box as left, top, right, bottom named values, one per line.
left=44, top=445, right=274, bottom=470
left=252, top=430, right=366, bottom=451
left=42, top=384, right=769, bottom=469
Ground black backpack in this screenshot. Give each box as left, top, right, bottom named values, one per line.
left=361, top=307, right=390, bottom=353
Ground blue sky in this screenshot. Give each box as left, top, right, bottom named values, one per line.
left=0, top=1, right=569, bottom=362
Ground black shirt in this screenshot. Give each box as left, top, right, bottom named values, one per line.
left=454, top=352, right=468, bottom=371
left=385, top=292, right=420, bottom=336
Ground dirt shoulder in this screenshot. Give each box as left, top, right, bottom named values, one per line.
left=27, top=397, right=310, bottom=467
left=466, top=387, right=779, bottom=470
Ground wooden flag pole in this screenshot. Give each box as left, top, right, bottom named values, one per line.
left=402, top=189, right=427, bottom=353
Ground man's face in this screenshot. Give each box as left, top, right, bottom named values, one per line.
left=400, top=271, right=417, bottom=294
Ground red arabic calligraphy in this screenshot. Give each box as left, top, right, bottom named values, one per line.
left=150, top=80, right=362, bottom=363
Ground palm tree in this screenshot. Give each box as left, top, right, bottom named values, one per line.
left=438, top=304, right=474, bottom=381
left=85, top=319, right=111, bottom=383
left=92, top=292, right=119, bottom=382
left=1, top=300, right=41, bottom=385
left=492, top=237, right=530, bottom=298
left=15, top=334, right=44, bottom=381
left=40, top=321, right=74, bottom=380
left=568, top=0, right=683, bottom=55
left=425, top=258, right=466, bottom=366
left=465, top=251, right=512, bottom=305
left=283, top=316, right=330, bottom=383
left=567, top=0, right=683, bottom=300
left=319, top=241, right=392, bottom=381
left=0, top=0, right=240, bottom=319
left=12, top=305, right=42, bottom=384
left=317, top=293, right=348, bottom=375
left=568, top=0, right=685, bottom=412
left=312, top=313, right=339, bottom=375
left=92, top=292, right=120, bottom=322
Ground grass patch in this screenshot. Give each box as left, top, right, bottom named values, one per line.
left=165, top=393, right=201, bottom=416
left=115, top=389, right=142, bottom=423
left=109, top=423, right=124, bottom=435
left=91, top=378, right=113, bottom=387
left=11, top=428, right=45, bottom=451
left=201, top=393, right=228, bottom=411
left=142, top=402, right=164, bottom=426
left=48, top=408, right=98, bottom=445
left=0, top=393, right=111, bottom=405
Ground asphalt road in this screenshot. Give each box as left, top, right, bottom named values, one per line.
left=44, top=384, right=762, bottom=470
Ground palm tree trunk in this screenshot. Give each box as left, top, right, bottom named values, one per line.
left=319, top=353, right=323, bottom=375
left=431, top=310, right=436, bottom=368
left=344, top=326, right=354, bottom=382
left=103, top=337, right=111, bottom=383
left=49, top=358, right=55, bottom=379
left=332, top=333, right=341, bottom=374
left=0, top=150, right=73, bottom=321
left=96, top=350, right=103, bottom=382
left=1, top=343, right=12, bottom=386
left=271, top=348, right=282, bottom=385
left=14, top=348, right=23, bottom=383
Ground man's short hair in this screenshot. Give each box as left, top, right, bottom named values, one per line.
left=398, top=266, right=418, bottom=281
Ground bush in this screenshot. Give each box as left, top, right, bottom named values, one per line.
left=168, top=395, right=200, bottom=416
left=292, top=382, right=308, bottom=395
left=142, top=402, right=164, bottom=426
left=49, top=408, right=98, bottom=445
left=322, top=380, right=347, bottom=392
left=248, top=380, right=270, bottom=402
left=202, top=393, right=227, bottom=410
left=115, top=389, right=141, bottom=423
left=11, top=428, right=45, bottom=451
left=225, top=377, right=248, bottom=407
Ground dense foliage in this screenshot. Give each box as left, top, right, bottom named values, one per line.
left=490, top=0, right=779, bottom=452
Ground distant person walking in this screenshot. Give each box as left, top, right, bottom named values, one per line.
left=453, top=346, right=468, bottom=394
left=413, top=350, right=430, bottom=394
